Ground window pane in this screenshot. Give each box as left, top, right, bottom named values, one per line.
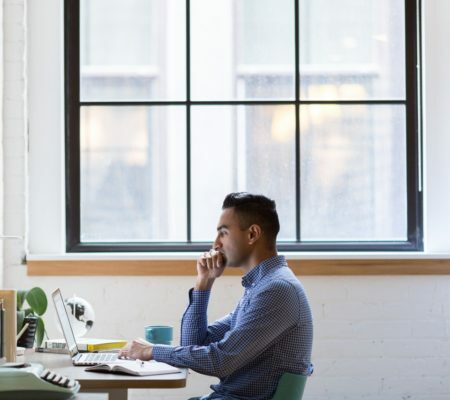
left=69, top=0, right=418, bottom=251
left=80, top=0, right=186, bottom=101
left=191, top=0, right=295, bottom=100
left=191, top=105, right=296, bottom=241
left=300, top=0, right=405, bottom=100
left=300, top=105, right=407, bottom=241
left=80, top=106, right=186, bottom=241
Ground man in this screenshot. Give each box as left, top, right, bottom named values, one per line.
left=120, top=192, right=313, bottom=400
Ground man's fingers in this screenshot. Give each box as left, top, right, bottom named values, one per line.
left=198, top=249, right=224, bottom=271
left=198, top=254, right=208, bottom=267
left=209, top=249, right=223, bottom=268
left=118, top=342, right=131, bottom=357
left=206, top=255, right=213, bottom=269
left=216, top=253, right=223, bottom=268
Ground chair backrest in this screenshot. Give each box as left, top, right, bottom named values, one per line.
left=270, top=372, right=307, bottom=400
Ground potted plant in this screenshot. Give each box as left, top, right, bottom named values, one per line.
left=16, top=287, right=48, bottom=348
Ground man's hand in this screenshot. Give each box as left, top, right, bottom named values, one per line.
left=119, top=338, right=153, bottom=361
left=195, top=249, right=226, bottom=290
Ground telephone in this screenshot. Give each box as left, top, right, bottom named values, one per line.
left=0, top=362, right=80, bottom=400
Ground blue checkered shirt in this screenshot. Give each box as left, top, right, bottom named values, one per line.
left=152, top=255, right=313, bottom=400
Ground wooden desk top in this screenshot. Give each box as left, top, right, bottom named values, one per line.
left=26, top=350, right=188, bottom=390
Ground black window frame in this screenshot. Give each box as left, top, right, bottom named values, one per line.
left=65, top=0, right=423, bottom=253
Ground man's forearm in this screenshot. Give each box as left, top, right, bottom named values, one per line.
left=195, top=277, right=216, bottom=291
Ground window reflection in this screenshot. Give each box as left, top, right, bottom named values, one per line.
left=191, top=105, right=296, bottom=241
left=80, top=106, right=187, bottom=242
left=300, top=105, right=407, bottom=241
left=78, top=0, right=408, bottom=244
left=300, top=0, right=405, bottom=100
left=80, top=0, right=186, bottom=101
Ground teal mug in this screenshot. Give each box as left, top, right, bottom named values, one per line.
left=145, top=325, right=173, bottom=345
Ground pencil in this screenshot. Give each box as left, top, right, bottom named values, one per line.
left=16, top=322, right=30, bottom=341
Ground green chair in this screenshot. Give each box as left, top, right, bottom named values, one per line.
left=270, top=372, right=307, bottom=400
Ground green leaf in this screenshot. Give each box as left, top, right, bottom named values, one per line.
left=35, top=317, right=45, bottom=347
left=25, top=287, right=47, bottom=316
left=16, top=290, right=28, bottom=310
left=17, top=310, right=25, bottom=333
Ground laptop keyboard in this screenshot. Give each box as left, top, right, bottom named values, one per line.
left=83, top=353, right=118, bottom=362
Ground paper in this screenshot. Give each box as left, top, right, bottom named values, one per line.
left=85, top=359, right=181, bottom=376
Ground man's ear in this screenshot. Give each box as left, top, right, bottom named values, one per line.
left=248, top=224, right=262, bottom=245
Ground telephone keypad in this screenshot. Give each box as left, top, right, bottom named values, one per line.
left=46, top=371, right=56, bottom=381
left=39, top=368, right=50, bottom=379
left=59, top=376, right=68, bottom=387
left=39, top=368, right=76, bottom=388
left=0, top=363, right=80, bottom=400
left=67, top=379, right=76, bottom=388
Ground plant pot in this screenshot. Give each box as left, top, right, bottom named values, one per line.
left=17, top=316, right=38, bottom=348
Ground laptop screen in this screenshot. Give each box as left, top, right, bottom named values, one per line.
left=52, top=288, right=79, bottom=357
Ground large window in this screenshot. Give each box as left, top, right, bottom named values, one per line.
left=65, top=0, right=422, bottom=252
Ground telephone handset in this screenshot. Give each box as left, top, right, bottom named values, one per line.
left=0, top=362, right=80, bottom=400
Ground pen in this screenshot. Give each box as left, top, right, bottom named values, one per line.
left=136, top=359, right=145, bottom=367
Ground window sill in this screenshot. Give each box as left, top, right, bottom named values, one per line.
left=26, top=252, right=450, bottom=276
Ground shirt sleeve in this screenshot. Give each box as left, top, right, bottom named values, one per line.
left=180, top=288, right=233, bottom=346
left=152, top=281, right=300, bottom=378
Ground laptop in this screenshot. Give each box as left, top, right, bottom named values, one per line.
left=52, top=288, right=119, bottom=366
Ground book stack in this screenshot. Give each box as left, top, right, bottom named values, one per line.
left=43, top=338, right=128, bottom=352
left=0, top=298, right=4, bottom=363
left=0, top=290, right=17, bottom=362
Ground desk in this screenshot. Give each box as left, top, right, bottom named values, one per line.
left=27, top=351, right=187, bottom=400
left=76, top=395, right=108, bottom=400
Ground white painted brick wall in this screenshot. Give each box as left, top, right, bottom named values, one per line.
left=3, top=0, right=26, bottom=269
left=3, top=2, right=450, bottom=400
left=304, top=276, right=450, bottom=399
left=0, top=0, right=3, bottom=287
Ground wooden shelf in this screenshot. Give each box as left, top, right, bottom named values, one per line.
left=27, top=259, right=450, bottom=276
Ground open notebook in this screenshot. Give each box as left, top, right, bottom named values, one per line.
left=85, top=359, right=181, bottom=376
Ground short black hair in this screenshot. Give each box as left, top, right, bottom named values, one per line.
left=222, top=192, right=280, bottom=244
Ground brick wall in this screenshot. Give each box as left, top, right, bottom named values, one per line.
left=3, top=0, right=27, bottom=274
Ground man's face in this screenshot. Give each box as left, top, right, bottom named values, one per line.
left=213, top=208, right=251, bottom=268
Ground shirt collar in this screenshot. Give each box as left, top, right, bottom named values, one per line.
left=241, top=255, right=287, bottom=288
